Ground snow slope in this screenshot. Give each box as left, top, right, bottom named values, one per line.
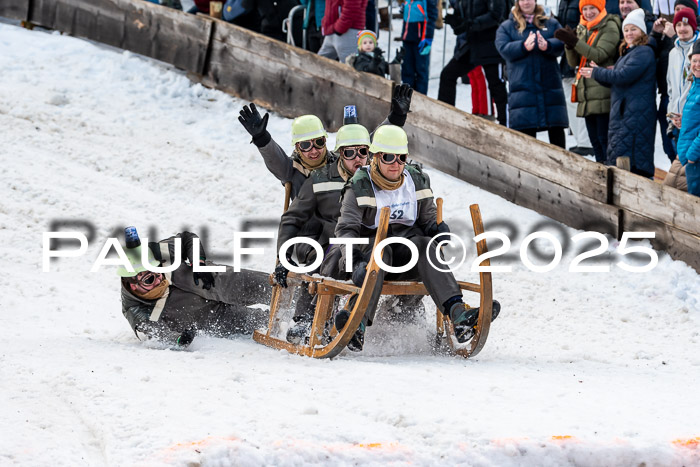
left=0, top=23, right=699, bottom=466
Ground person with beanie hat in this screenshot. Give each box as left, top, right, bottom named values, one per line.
left=346, top=29, right=391, bottom=77
left=580, top=7, right=656, bottom=178
left=675, top=0, right=698, bottom=15
left=667, top=7, right=699, bottom=135
left=555, top=0, right=621, bottom=163
left=675, top=40, right=700, bottom=196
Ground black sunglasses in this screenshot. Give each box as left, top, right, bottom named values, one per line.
left=342, top=147, right=369, bottom=160
left=380, top=153, right=407, bottom=164
left=298, top=137, right=326, bottom=152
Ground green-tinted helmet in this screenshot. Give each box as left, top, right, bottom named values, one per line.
left=369, top=125, right=409, bottom=154
left=116, top=245, right=159, bottom=278
left=291, top=115, right=327, bottom=144
left=334, top=124, right=371, bottom=151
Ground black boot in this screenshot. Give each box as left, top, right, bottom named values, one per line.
left=286, top=315, right=313, bottom=345
left=448, top=300, right=501, bottom=343
left=334, top=301, right=366, bottom=352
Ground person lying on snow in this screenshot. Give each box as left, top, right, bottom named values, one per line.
left=118, top=227, right=271, bottom=348
left=332, top=125, right=501, bottom=351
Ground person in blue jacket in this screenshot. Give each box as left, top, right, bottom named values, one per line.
left=581, top=8, right=657, bottom=177
left=676, top=41, right=700, bottom=196
left=495, top=0, right=569, bottom=147
left=400, top=0, right=438, bottom=94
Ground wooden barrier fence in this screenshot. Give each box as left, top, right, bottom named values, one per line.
left=2, top=0, right=698, bottom=271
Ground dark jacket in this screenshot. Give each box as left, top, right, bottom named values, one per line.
left=451, top=0, right=508, bottom=63
left=277, top=158, right=348, bottom=253
left=496, top=14, right=568, bottom=131
left=556, top=0, right=580, bottom=78
left=402, top=0, right=438, bottom=42
left=241, top=0, right=299, bottom=41
left=120, top=234, right=271, bottom=344
left=592, top=44, right=657, bottom=177
left=349, top=48, right=390, bottom=76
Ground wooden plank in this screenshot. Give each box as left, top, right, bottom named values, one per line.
left=206, top=20, right=391, bottom=131
left=29, top=0, right=212, bottom=75
left=612, top=167, right=700, bottom=236
left=406, top=94, right=609, bottom=203
left=407, top=125, right=620, bottom=234
left=0, top=0, right=30, bottom=21
left=621, top=209, right=700, bottom=273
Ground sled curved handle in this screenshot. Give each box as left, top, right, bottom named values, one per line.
left=436, top=197, right=443, bottom=224
left=283, top=182, right=292, bottom=212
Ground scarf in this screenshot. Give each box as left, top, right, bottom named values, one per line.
left=132, top=279, right=169, bottom=300
left=337, top=157, right=353, bottom=182
left=370, top=156, right=404, bottom=191
left=580, top=9, right=607, bottom=30
left=524, top=13, right=535, bottom=23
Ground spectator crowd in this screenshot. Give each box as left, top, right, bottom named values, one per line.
left=147, top=0, right=700, bottom=197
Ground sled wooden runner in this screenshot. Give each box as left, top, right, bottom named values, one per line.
left=253, top=202, right=493, bottom=359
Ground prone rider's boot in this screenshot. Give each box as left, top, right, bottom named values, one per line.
left=334, top=294, right=366, bottom=352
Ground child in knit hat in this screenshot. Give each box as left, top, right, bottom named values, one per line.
left=345, top=30, right=391, bottom=77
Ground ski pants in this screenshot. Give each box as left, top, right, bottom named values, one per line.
left=359, top=234, right=461, bottom=325
left=401, top=41, right=430, bottom=95
left=437, top=53, right=508, bottom=126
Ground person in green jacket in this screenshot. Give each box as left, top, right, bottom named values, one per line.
left=555, top=0, right=621, bottom=163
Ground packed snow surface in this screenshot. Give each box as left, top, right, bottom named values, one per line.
left=0, top=22, right=699, bottom=466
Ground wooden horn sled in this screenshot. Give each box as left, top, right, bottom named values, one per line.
left=253, top=200, right=493, bottom=359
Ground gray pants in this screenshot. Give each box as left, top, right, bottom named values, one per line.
left=361, top=235, right=461, bottom=325
left=318, top=28, right=361, bottom=64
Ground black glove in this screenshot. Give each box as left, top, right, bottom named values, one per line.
left=390, top=46, right=405, bottom=65
left=666, top=121, right=676, bottom=140
left=424, top=221, right=450, bottom=237
left=238, top=103, right=270, bottom=146
left=389, top=84, right=413, bottom=126
left=176, top=329, right=196, bottom=347
left=274, top=259, right=297, bottom=288
left=193, top=262, right=216, bottom=290
left=445, top=14, right=468, bottom=35
left=554, top=26, right=578, bottom=49
left=351, top=261, right=368, bottom=287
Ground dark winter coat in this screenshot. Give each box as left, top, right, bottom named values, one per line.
left=401, top=0, right=438, bottom=42
left=350, top=48, right=390, bottom=76
left=556, top=0, right=580, bottom=78
left=592, top=44, right=657, bottom=177
left=321, top=0, right=368, bottom=35
left=450, top=0, right=508, bottom=63
left=565, top=14, right=621, bottom=117
left=605, top=0, right=653, bottom=16
left=495, top=15, right=569, bottom=131
left=120, top=234, right=271, bottom=344
left=241, top=0, right=299, bottom=41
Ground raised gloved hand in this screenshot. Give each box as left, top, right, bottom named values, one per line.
left=238, top=103, right=270, bottom=145
left=553, top=26, right=578, bottom=49
left=424, top=221, right=450, bottom=237
left=176, top=329, right=196, bottom=347
left=274, top=259, right=297, bottom=288
left=351, top=261, right=369, bottom=287
left=193, top=262, right=215, bottom=290
left=389, top=84, right=413, bottom=126
left=390, top=46, right=405, bottom=65
left=418, top=38, right=433, bottom=55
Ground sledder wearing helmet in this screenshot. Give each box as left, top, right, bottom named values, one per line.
left=119, top=228, right=271, bottom=347
left=332, top=125, right=501, bottom=351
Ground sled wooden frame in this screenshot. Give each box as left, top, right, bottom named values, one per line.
left=253, top=203, right=493, bottom=359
